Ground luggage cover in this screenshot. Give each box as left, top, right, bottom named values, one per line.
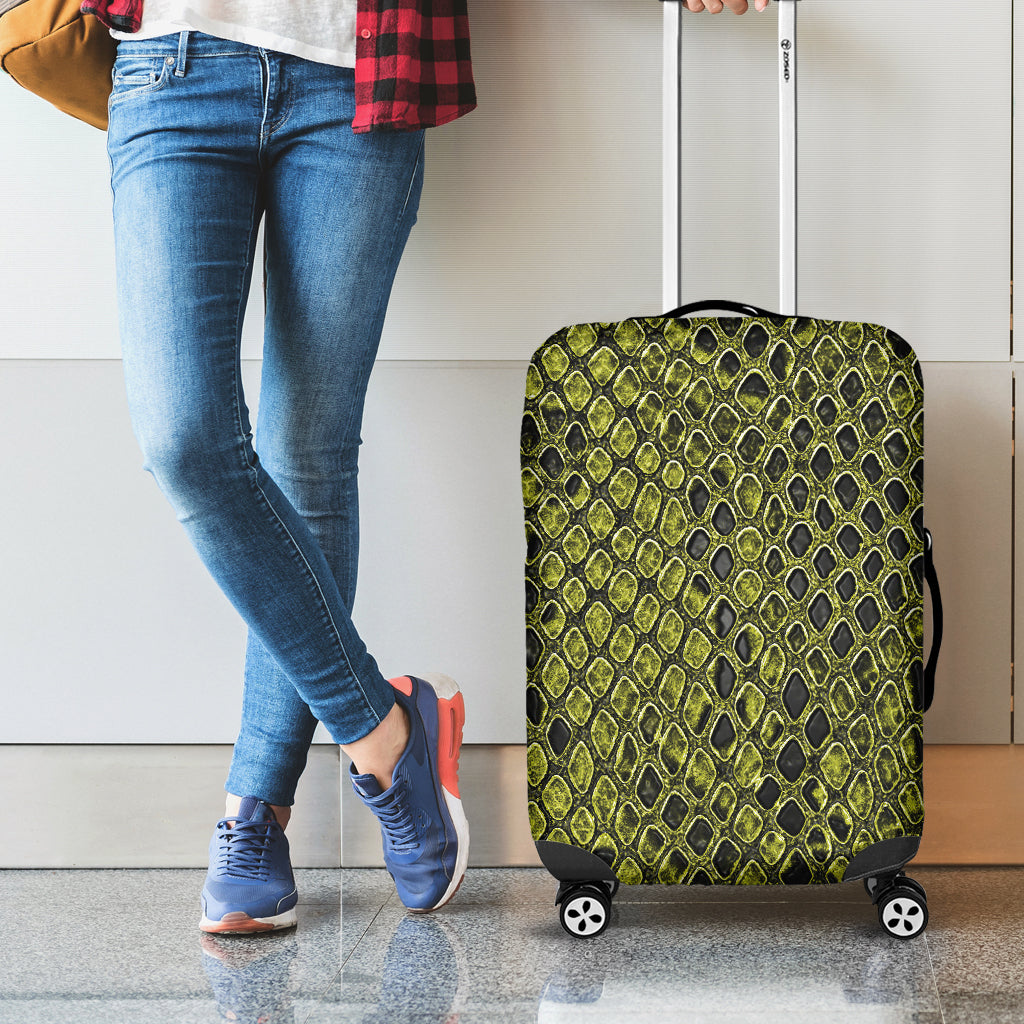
left=522, top=313, right=926, bottom=886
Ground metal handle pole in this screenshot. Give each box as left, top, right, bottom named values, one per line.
left=663, top=1, right=681, bottom=314
left=668, top=1, right=798, bottom=317
left=778, top=0, right=798, bottom=316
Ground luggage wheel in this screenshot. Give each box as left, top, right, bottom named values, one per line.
left=864, top=872, right=929, bottom=939
left=555, top=880, right=614, bottom=938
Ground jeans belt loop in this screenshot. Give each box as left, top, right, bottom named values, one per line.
left=175, top=30, right=189, bottom=77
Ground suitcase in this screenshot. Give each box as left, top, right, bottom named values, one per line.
left=521, top=1, right=943, bottom=940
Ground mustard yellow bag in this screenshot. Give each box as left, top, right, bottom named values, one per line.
left=0, top=0, right=115, bottom=130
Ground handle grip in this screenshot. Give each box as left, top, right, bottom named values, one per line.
left=662, top=299, right=783, bottom=319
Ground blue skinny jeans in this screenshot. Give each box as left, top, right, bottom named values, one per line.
left=106, top=30, right=424, bottom=805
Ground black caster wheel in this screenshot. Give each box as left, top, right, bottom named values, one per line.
left=896, top=875, right=927, bottom=903
left=877, top=886, right=928, bottom=939
left=866, top=873, right=927, bottom=904
left=868, top=872, right=925, bottom=905
left=600, top=879, right=620, bottom=900
left=559, top=885, right=611, bottom=938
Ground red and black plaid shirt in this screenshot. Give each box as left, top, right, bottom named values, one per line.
left=79, top=0, right=476, bottom=133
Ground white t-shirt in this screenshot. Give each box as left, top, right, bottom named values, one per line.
left=109, top=1, right=357, bottom=69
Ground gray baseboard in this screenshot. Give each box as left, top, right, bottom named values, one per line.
left=0, top=745, right=540, bottom=869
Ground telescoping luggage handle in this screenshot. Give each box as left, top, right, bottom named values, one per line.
left=662, top=0, right=800, bottom=317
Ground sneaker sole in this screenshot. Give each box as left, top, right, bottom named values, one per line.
left=407, top=866, right=466, bottom=914
left=199, top=907, right=298, bottom=934
left=416, top=672, right=471, bottom=912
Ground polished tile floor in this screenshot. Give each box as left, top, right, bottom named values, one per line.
left=0, top=867, right=1021, bottom=1023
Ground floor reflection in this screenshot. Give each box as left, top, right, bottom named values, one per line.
left=200, top=931, right=299, bottom=1023
left=338, top=912, right=469, bottom=1023
left=0, top=868, right=1017, bottom=1023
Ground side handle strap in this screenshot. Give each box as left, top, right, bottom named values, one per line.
left=922, top=527, right=942, bottom=713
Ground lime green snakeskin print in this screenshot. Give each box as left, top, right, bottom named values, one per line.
left=522, top=315, right=925, bottom=886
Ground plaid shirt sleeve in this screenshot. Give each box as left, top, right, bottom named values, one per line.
left=79, top=0, right=143, bottom=32
left=353, top=0, right=477, bottom=134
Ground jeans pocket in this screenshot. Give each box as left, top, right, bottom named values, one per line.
left=109, top=55, right=173, bottom=104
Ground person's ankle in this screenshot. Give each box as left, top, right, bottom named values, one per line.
left=343, top=701, right=411, bottom=791
left=224, top=794, right=291, bottom=831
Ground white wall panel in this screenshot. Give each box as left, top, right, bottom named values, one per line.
left=356, top=362, right=530, bottom=743
left=0, top=0, right=663, bottom=744
left=0, top=1, right=1016, bottom=752
left=0, top=745, right=341, bottom=867
left=0, top=86, right=118, bottom=359
left=0, top=0, right=663, bottom=361
left=676, top=1, right=1009, bottom=362
left=0, top=360, right=529, bottom=743
left=0, top=361, right=252, bottom=742
left=0, top=68, right=266, bottom=360
left=380, top=0, right=663, bottom=359
left=922, top=362, right=1012, bottom=744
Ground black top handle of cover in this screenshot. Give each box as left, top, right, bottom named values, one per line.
left=922, top=527, right=942, bottom=713
left=662, top=299, right=784, bottom=320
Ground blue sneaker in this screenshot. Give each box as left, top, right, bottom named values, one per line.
left=350, top=673, right=469, bottom=912
left=199, top=796, right=298, bottom=934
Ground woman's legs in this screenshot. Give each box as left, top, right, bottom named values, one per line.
left=226, top=45, right=425, bottom=808
left=107, top=31, right=422, bottom=806
left=109, top=33, right=465, bottom=926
